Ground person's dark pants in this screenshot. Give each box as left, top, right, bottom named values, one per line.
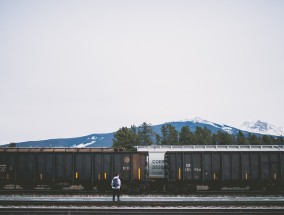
left=112, top=188, right=120, bottom=201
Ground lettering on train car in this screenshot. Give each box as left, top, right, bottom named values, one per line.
left=0, top=165, right=6, bottom=173
left=152, top=160, right=164, bottom=170
left=185, top=163, right=191, bottom=172
left=123, top=166, right=130, bottom=171
left=194, top=168, right=201, bottom=172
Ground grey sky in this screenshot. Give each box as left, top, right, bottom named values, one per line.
left=0, top=0, right=283, bottom=144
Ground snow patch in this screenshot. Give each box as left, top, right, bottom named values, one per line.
left=87, top=136, right=97, bottom=140
left=239, top=120, right=284, bottom=136
left=222, top=126, right=233, bottom=134
left=73, top=140, right=96, bottom=148
left=177, top=117, right=233, bottom=134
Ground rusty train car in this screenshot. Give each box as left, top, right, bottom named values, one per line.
left=0, top=148, right=148, bottom=192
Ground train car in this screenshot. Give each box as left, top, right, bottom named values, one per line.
left=136, top=145, right=193, bottom=192
left=0, top=148, right=148, bottom=192
left=164, top=145, right=284, bottom=192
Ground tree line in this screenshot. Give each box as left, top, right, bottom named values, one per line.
left=112, top=122, right=284, bottom=150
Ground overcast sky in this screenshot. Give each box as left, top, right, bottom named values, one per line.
left=0, top=0, right=283, bottom=144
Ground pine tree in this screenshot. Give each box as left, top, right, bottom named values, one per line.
left=161, top=124, right=178, bottom=145
left=271, top=136, right=283, bottom=145
left=214, top=131, right=234, bottom=145
left=169, top=124, right=179, bottom=145
left=179, top=126, right=192, bottom=145
left=194, top=127, right=213, bottom=145
left=161, top=124, right=169, bottom=145
left=9, top=142, right=16, bottom=147
left=262, top=135, right=273, bottom=145
left=247, top=133, right=259, bottom=145
left=112, top=127, right=137, bottom=150
left=138, top=122, right=154, bottom=145
left=130, top=125, right=139, bottom=145
left=155, top=134, right=161, bottom=145
left=237, top=131, right=246, bottom=145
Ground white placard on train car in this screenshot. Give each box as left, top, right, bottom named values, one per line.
left=148, top=152, right=165, bottom=178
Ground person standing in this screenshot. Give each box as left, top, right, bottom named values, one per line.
left=111, top=173, right=121, bottom=201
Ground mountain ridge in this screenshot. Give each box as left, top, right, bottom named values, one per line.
left=3, top=118, right=283, bottom=148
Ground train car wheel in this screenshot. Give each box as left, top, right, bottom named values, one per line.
left=250, top=183, right=264, bottom=191
left=51, top=185, right=63, bottom=190
left=96, top=184, right=107, bottom=193
left=22, top=184, right=35, bottom=190
left=121, top=184, right=130, bottom=194
left=83, top=184, right=94, bottom=190
left=186, top=184, right=197, bottom=193
left=209, top=185, right=221, bottom=191
left=165, top=184, right=177, bottom=193
left=141, top=183, right=150, bottom=194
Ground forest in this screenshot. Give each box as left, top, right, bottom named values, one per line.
left=112, top=122, right=284, bottom=150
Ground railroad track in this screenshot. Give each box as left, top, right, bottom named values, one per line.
left=1, top=195, right=284, bottom=206
left=1, top=195, right=284, bottom=214
left=0, top=188, right=279, bottom=196
left=1, top=207, right=284, bottom=215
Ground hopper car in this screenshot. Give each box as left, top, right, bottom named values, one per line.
left=0, top=148, right=148, bottom=192
left=137, top=145, right=284, bottom=192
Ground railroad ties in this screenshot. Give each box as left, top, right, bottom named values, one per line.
left=0, top=195, right=284, bottom=214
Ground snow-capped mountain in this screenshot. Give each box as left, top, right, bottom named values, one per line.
left=9, top=133, right=114, bottom=148
left=158, top=117, right=237, bottom=135
left=239, top=120, right=284, bottom=136
left=3, top=118, right=283, bottom=148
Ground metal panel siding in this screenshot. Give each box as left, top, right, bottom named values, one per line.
left=281, top=152, right=284, bottom=181
left=16, top=153, right=35, bottom=185
left=103, top=153, right=112, bottom=180
left=0, top=153, right=9, bottom=185
left=192, top=153, right=202, bottom=180
left=242, top=153, right=250, bottom=180
left=203, top=153, right=212, bottom=180
left=212, top=153, right=221, bottom=180
left=55, top=153, right=72, bottom=182
left=140, top=153, right=146, bottom=180
left=9, top=153, right=16, bottom=182
left=55, top=153, right=64, bottom=181
left=176, top=153, right=182, bottom=181
left=26, top=154, right=35, bottom=182
left=169, top=153, right=176, bottom=181
left=223, top=153, right=231, bottom=180
left=261, top=153, right=270, bottom=180
left=36, top=153, right=45, bottom=183
left=36, top=153, right=53, bottom=183
left=65, top=153, right=73, bottom=182
left=232, top=153, right=241, bottom=180
left=132, top=153, right=146, bottom=180
left=74, top=153, right=83, bottom=180
left=17, top=153, right=27, bottom=182
left=270, top=152, right=279, bottom=180
left=0, top=153, right=8, bottom=180
left=45, top=153, right=53, bottom=181
left=83, top=153, right=92, bottom=181
left=93, top=153, right=102, bottom=181
left=74, top=153, right=92, bottom=181
left=251, top=153, right=260, bottom=180
left=113, top=153, right=122, bottom=177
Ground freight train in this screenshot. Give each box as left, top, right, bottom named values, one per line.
left=136, top=145, right=284, bottom=192
left=0, top=148, right=148, bottom=192
left=0, top=145, right=283, bottom=193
